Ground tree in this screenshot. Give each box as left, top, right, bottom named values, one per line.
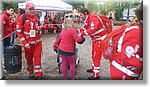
left=1, top=1, right=18, bottom=12
left=87, top=0, right=140, bottom=20
left=62, top=0, right=84, bottom=10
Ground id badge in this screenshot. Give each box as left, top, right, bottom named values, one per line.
left=29, top=30, right=36, bottom=37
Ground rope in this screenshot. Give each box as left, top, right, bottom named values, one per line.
left=45, top=24, right=62, bottom=26
left=0, top=31, right=16, bottom=41
left=0, top=24, right=62, bottom=41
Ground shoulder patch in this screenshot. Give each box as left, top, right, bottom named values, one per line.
left=3, top=21, right=6, bottom=24
left=125, top=46, right=135, bottom=58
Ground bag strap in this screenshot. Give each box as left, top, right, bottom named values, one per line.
left=20, top=13, right=26, bottom=33
left=96, top=15, right=106, bottom=30
left=22, top=13, right=26, bottom=25
left=117, top=24, right=140, bottom=52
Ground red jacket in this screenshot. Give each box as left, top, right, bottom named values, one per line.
left=16, top=13, right=41, bottom=46
left=1, top=12, right=12, bottom=38
left=78, top=13, right=108, bottom=41
left=113, top=24, right=143, bottom=78
left=43, top=18, right=49, bottom=30
left=10, top=20, right=16, bottom=32
left=78, top=16, right=80, bottom=24
left=53, top=28, right=84, bottom=53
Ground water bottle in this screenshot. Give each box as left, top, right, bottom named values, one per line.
left=109, top=37, right=113, bottom=46
left=104, top=37, right=113, bottom=60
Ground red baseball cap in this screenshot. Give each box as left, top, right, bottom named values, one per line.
left=26, top=2, right=34, bottom=9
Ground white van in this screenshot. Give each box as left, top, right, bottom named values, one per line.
left=122, top=8, right=136, bottom=21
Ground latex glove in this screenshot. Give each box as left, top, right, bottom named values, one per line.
left=77, top=28, right=82, bottom=36
left=25, top=43, right=30, bottom=49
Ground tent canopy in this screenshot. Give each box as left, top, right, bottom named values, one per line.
left=18, top=0, right=73, bottom=11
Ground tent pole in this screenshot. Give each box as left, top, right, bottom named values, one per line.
left=0, top=56, right=3, bottom=80
left=0, top=36, right=3, bottom=80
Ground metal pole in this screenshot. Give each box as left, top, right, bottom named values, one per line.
left=84, top=0, right=88, bottom=8
left=96, top=0, right=100, bottom=10
left=0, top=0, right=3, bottom=80
left=127, top=0, right=131, bottom=22
left=0, top=56, right=3, bottom=79
left=0, top=35, right=3, bottom=79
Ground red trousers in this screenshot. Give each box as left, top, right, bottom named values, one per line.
left=43, top=25, right=48, bottom=31
left=110, top=63, right=140, bottom=80
left=91, top=40, right=102, bottom=78
left=60, top=54, right=76, bottom=80
left=24, top=41, right=43, bottom=77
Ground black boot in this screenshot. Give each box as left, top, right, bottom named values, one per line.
left=34, top=76, right=43, bottom=80
left=87, top=68, right=93, bottom=73
left=88, top=76, right=100, bottom=80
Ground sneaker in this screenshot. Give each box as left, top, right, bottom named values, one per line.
left=87, top=69, right=93, bottom=73
left=88, top=76, right=100, bottom=80
left=54, top=30, right=56, bottom=33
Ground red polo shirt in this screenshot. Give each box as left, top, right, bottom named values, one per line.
left=1, top=12, right=12, bottom=38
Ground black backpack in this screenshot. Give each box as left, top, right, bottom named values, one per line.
left=22, top=13, right=40, bottom=26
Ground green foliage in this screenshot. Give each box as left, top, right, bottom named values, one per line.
left=87, top=2, right=98, bottom=12
left=1, top=1, right=18, bottom=12
left=62, top=0, right=84, bottom=10
left=1, top=0, right=141, bottom=19
left=87, top=0, right=140, bottom=20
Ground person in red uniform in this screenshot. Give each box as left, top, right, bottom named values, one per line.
left=10, top=13, right=17, bottom=45
left=1, top=6, right=14, bottom=47
left=109, top=2, right=143, bottom=80
left=53, top=18, right=85, bottom=80
left=77, top=8, right=111, bottom=80
left=10, top=14, right=17, bottom=32
left=51, top=15, right=59, bottom=33
left=43, top=16, right=49, bottom=34
left=77, top=15, right=80, bottom=24
left=17, top=8, right=25, bottom=19
left=16, top=2, right=43, bottom=79
left=59, top=17, right=65, bottom=31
